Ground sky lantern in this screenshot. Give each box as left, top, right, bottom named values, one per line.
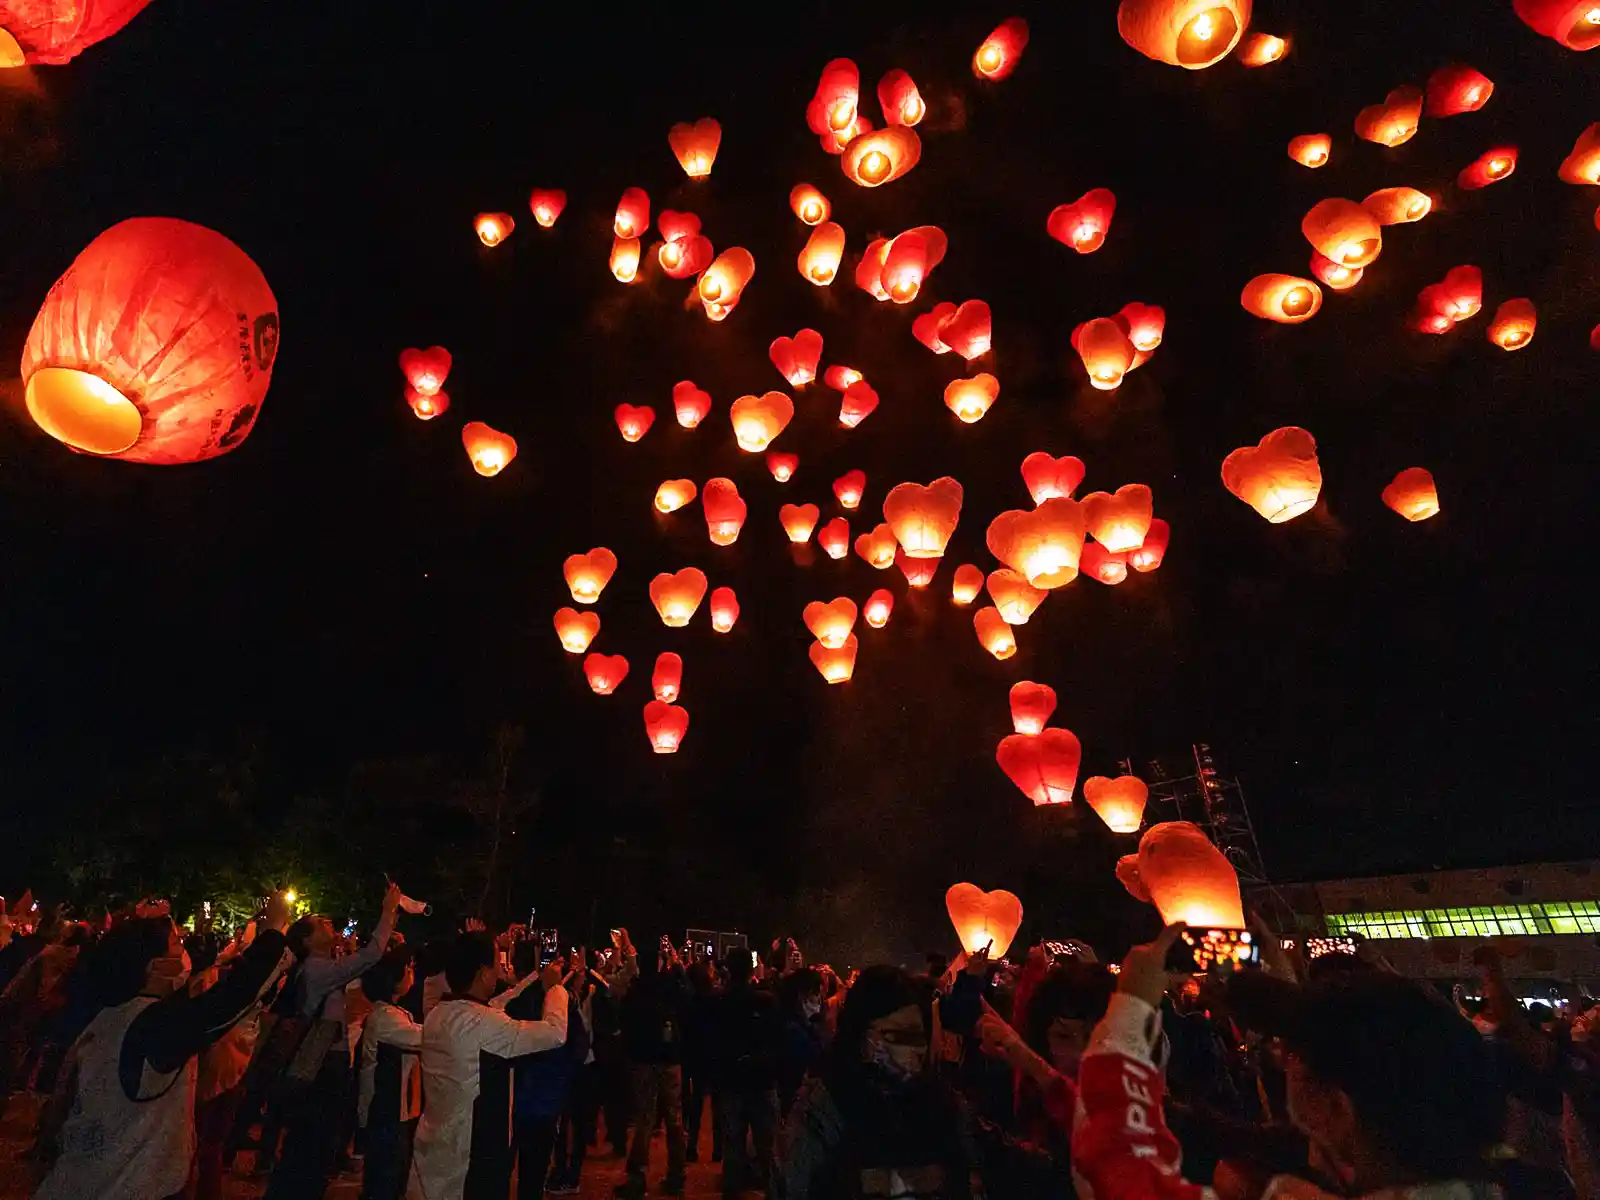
left=789, top=183, right=831, bottom=226
left=1115, top=302, right=1166, bottom=353
left=1302, top=198, right=1382, bottom=269
left=824, top=365, right=863, bottom=391
left=1288, top=134, right=1331, bottom=169
left=877, top=68, right=925, bottom=126
left=839, top=380, right=880, bottom=428
left=940, top=300, right=993, bottom=361
left=461, top=423, right=516, bottom=477
left=987, top=498, right=1088, bottom=588
left=864, top=588, right=895, bottom=628
left=613, top=187, right=649, bottom=239
left=1488, top=298, right=1537, bottom=350
left=1080, top=542, right=1130, bottom=585
left=780, top=503, right=821, bottom=543
left=1009, top=681, right=1057, bottom=736
left=1083, top=484, right=1154, bottom=552
left=652, top=653, right=684, bottom=703
left=804, top=598, right=858, bottom=649
left=650, top=568, right=708, bottom=627
left=615, top=403, right=655, bottom=442
left=609, top=236, right=642, bottom=283
left=583, top=653, right=628, bottom=696
left=407, top=389, right=449, bottom=420
left=1414, top=265, right=1483, bottom=332
left=1592, top=321, right=1600, bottom=349
left=996, top=728, right=1082, bottom=806
left=528, top=188, right=566, bottom=227
left=1363, top=186, right=1432, bottom=225
left=1128, top=518, right=1171, bottom=572
left=973, top=16, right=1030, bottom=79
left=654, top=478, right=697, bottom=513
left=399, top=346, right=451, bottom=396
left=986, top=569, right=1048, bottom=625
left=820, top=114, right=872, bottom=156
left=841, top=126, right=921, bottom=187
left=818, top=518, right=850, bottom=560
left=656, top=210, right=708, bottom=276
left=913, top=302, right=958, bottom=354
left=1559, top=123, right=1600, bottom=184
left=1073, top=319, right=1136, bottom=391
left=563, top=548, right=618, bottom=604
left=553, top=608, right=600, bottom=654
left=1309, top=250, right=1363, bottom=291
left=729, top=391, right=794, bottom=452
left=798, top=222, right=846, bottom=285
left=767, top=452, right=798, bottom=482
left=1240, top=273, right=1323, bottom=324
left=770, top=329, right=823, bottom=388
left=673, top=381, right=713, bottom=429
left=1084, top=776, right=1149, bottom=834
left=0, top=0, right=153, bottom=64
left=1425, top=64, right=1494, bottom=116
left=944, top=884, right=1024, bottom=958
left=1117, top=821, right=1244, bottom=928
left=895, top=547, right=939, bottom=588
left=1047, top=188, right=1117, bottom=253
left=1354, top=86, right=1423, bottom=147
left=668, top=117, right=721, bottom=178
left=884, top=477, right=963, bottom=559
left=1458, top=146, right=1518, bottom=190
left=855, top=523, right=899, bottom=569
left=809, top=57, right=861, bottom=134
left=1117, top=0, right=1251, bottom=69
left=833, top=469, right=866, bottom=509
left=1382, top=468, right=1441, bottom=522
left=475, top=212, right=513, bottom=246
left=945, top=373, right=999, bottom=423
left=809, top=635, right=859, bottom=685
left=702, top=477, right=747, bottom=545
left=19, top=218, right=279, bottom=464
left=1512, top=0, right=1600, bottom=50
left=1021, top=453, right=1086, bottom=504
left=1236, top=31, right=1287, bottom=66
left=697, top=247, right=755, bottom=320
left=854, top=238, right=892, bottom=301
left=709, top=586, right=739, bottom=633
left=952, top=564, right=984, bottom=606
left=881, top=226, right=948, bottom=303
left=1222, top=426, right=1321, bottom=523
left=642, top=701, right=689, bottom=755
left=974, top=607, right=1018, bottom=660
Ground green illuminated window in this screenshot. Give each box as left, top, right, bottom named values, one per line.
left=1321, top=901, right=1600, bottom=939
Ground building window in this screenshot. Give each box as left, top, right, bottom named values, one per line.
left=1324, top=901, right=1600, bottom=939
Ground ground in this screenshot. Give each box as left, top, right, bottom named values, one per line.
left=0, top=1093, right=737, bottom=1198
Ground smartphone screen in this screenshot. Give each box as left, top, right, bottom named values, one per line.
left=1165, top=928, right=1261, bottom=974
left=1305, top=936, right=1357, bottom=959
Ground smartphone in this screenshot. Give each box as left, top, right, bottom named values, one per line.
left=1304, top=936, right=1357, bottom=959
left=750, top=950, right=760, bottom=969
left=1165, top=928, right=1262, bottom=974
left=610, top=928, right=621, bottom=940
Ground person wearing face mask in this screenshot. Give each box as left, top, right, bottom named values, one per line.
left=31, top=893, right=294, bottom=1200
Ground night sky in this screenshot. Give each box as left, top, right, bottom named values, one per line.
left=1, top=0, right=1597, bottom=958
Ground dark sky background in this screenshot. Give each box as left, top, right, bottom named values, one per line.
left=1, top=0, right=1597, bottom=958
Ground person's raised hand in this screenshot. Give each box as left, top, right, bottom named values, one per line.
left=965, top=943, right=992, bottom=977
left=263, top=890, right=294, bottom=935
left=381, top=881, right=402, bottom=918
left=540, top=960, right=564, bottom=990
left=976, top=1005, right=1022, bottom=1061
left=495, top=928, right=515, bottom=951
left=1119, top=924, right=1185, bottom=1008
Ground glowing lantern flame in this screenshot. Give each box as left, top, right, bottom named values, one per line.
left=841, top=126, right=921, bottom=187
left=809, top=635, right=859, bottom=684
left=864, top=588, right=894, bottom=628
left=808, top=58, right=861, bottom=134
left=615, top=403, right=655, bottom=442
left=529, top=188, right=566, bottom=227
left=839, top=380, right=880, bottom=428
left=1021, top=453, right=1087, bottom=505
left=824, top=365, right=863, bottom=391
left=975, top=607, right=1018, bottom=660
left=475, top=212, right=513, bottom=246
left=583, top=653, right=628, bottom=695
left=1559, top=123, right=1600, bottom=184
left=1114, top=302, right=1167, bottom=353
left=613, top=187, right=650, bottom=239
left=855, top=523, right=899, bottom=569
left=1511, top=0, right=1600, bottom=51
left=1009, top=681, right=1057, bottom=735
left=1073, top=319, right=1136, bottom=391
left=1426, top=64, right=1494, bottom=116
left=1082, top=485, right=1154, bottom=553
left=789, top=183, right=831, bottom=226
left=1363, top=187, right=1432, bottom=225
left=461, top=422, right=517, bottom=477
left=400, top=346, right=452, bottom=396
left=553, top=608, right=600, bottom=654
left=1128, top=519, right=1171, bottom=572
left=833, top=470, right=866, bottom=509
left=697, top=248, right=755, bottom=320
left=986, top=569, right=1048, bottom=625
left=945, top=373, right=999, bottom=423
left=884, top=477, right=963, bottom=559
left=668, top=117, right=721, bottom=178
left=997, top=728, right=1082, bottom=805
left=652, top=652, right=684, bottom=703
left=1354, top=86, right=1423, bottom=147
left=654, top=478, right=697, bottom=514
left=770, top=329, right=823, bottom=387
left=818, top=518, right=850, bottom=560
left=563, top=547, right=618, bottom=604
left=877, top=68, right=925, bottom=126
left=1310, top=250, right=1363, bottom=291
left=939, top=300, right=993, bottom=361
left=1240, top=274, right=1323, bottom=324
left=1047, top=188, right=1116, bottom=253
left=780, top=503, right=821, bottom=543
left=1221, top=426, right=1322, bottom=523
left=913, top=302, right=958, bottom=354
left=649, top=568, right=708, bottom=628
left=642, top=701, right=689, bottom=754
left=1236, top=31, right=1288, bottom=66
left=945, top=884, right=1024, bottom=958
left=895, top=547, right=939, bottom=588
left=407, top=389, right=449, bottom=421
left=1302, top=198, right=1382, bottom=269
left=1288, top=133, right=1332, bottom=168
left=881, top=226, right=948, bottom=303
left=1084, top=776, right=1150, bottom=833
left=767, top=452, right=799, bottom=482
left=1118, top=0, right=1250, bottom=69
left=673, top=381, right=713, bottom=429
left=798, top=222, right=846, bottom=285
left=973, top=17, right=1029, bottom=79
left=1458, top=146, right=1519, bottom=190
left=804, top=598, right=858, bottom=649
left=952, top=564, right=984, bottom=606
left=702, top=477, right=747, bottom=546
left=987, top=498, right=1088, bottom=589
left=1382, top=468, right=1441, bottom=522
left=729, top=391, right=794, bottom=453
left=1117, top=821, right=1244, bottom=927
left=1081, top=541, right=1130, bottom=585
left=710, top=586, right=740, bottom=633
left=609, top=236, right=642, bottom=283
left=1487, top=298, right=1537, bottom=351
left=1412, top=266, right=1483, bottom=333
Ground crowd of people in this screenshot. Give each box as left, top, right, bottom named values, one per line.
left=1, top=886, right=1599, bottom=1200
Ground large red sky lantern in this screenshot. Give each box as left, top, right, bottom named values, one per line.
left=808, top=57, right=861, bottom=135
left=974, top=606, right=1018, bottom=659
left=563, top=547, right=618, bottom=604
left=809, top=635, right=858, bottom=684
left=1513, top=0, right=1600, bottom=51
left=1354, top=85, right=1423, bottom=147
left=702, top=477, right=747, bottom=545
left=972, top=17, right=1030, bottom=80
left=879, top=226, right=948, bottom=303
left=840, top=126, right=921, bottom=187
left=1047, top=188, right=1117, bottom=253
left=987, top=569, right=1047, bottom=625
left=818, top=518, right=850, bottom=560
left=1083, top=484, right=1155, bottom=552
left=944, top=883, right=1024, bottom=956
left=528, top=188, right=566, bottom=227
left=583, top=653, right=628, bottom=695
left=461, top=422, right=517, bottom=477
left=1235, top=31, right=1287, bottom=66
left=854, top=522, right=898, bottom=569
left=986, top=498, right=1088, bottom=588
left=668, top=118, right=721, bottom=178
left=1008, top=681, right=1057, bottom=735
left=1117, top=821, right=1245, bottom=927
left=399, top=346, right=451, bottom=396
left=1021, top=453, right=1086, bottom=504
left=673, top=381, right=713, bottom=429
left=1240, top=273, right=1323, bottom=323
left=1117, top=0, right=1251, bottom=69
left=863, top=588, right=894, bottom=628
left=1222, top=427, right=1322, bottom=522
left=21, top=218, right=279, bottom=464
left=643, top=700, right=689, bottom=754
left=938, top=300, right=992, bottom=361
left=553, top=607, right=600, bottom=654
left=884, top=477, right=963, bottom=558
left=789, top=183, right=831, bottom=226
left=997, top=728, right=1082, bottom=806
left=649, top=568, right=708, bottom=627
left=798, top=222, right=846, bottom=285
left=770, top=329, right=823, bottom=387
left=709, top=586, right=740, bottom=632
left=1458, top=146, right=1518, bottom=190
left=832, top=469, right=866, bottom=509
left=1083, top=775, right=1150, bottom=833
left=615, top=403, right=654, bottom=442
left=1425, top=64, right=1494, bottom=116
left=804, top=597, right=858, bottom=649
left=0, top=0, right=153, bottom=65
left=877, top=68, right=925, bottom=126
left=652, top=652, right=684, bottom=703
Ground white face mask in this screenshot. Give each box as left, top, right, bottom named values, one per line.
left=802, top=998, right=822, bottom=1019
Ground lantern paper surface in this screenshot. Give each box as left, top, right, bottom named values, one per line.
left=767, top=451, right=798, bottom=482
left=709, top=587, right=739, bottom=632
left=809, top=58, right=861, bottom=133
left=1363, top=187, right=1432, bottom=225
left=1288, top=134, right=1331, bottom=168
left=702, top=477, right=747, bottom=545
left=643, top=701, right=689, bottom=754
left=789, top=183, right=831, bottom=225
left=809, top=635, right=858, bottom=684
left=877, top=68, right=925, bottom=126
left=563, top=548, right=618, bottom=604
left=658, top=232, right=713, bottom=279
left=729, top=391, right=794, bottom=452
left=1117, top=0, right=1252, bottom=69
left=824, top=365, right=863, bottom=391
left=944, top=884, right=1024, bottom=957
left=986, top=498, right=1088, bottom=588
left=1073, top=319, right=1136, bottom=391
left=668, top=117, right=721, bottom=178
left=855, top=523, right=899, bottom=569
left=649, top=569, right=708, bottom=627
left=997, top=728, right=1083, bottom=806
left=818, top=518, right=850, bottom=560
left=975, top=607, right=1018, bottom=660
left=407, top=389, right=448, bottom=420
left=1116, top=821, right=1244, bottom=927
left=1116, top=302, right=1166, bottom=352
left=475, top=213, right=513, bottom=246
left=1458, top=147, right=1518, bottom=190
left=1559, top=124, right=1600, bottom=184
left=399, top=346, right=451, bottom=396
left=940, top=301, right=993, bottom=361
left=1128, top=518, right=1171, bottom=572
left=529, top=188, right=566, bottom=227
left=1302, top=199, right=1382, bottom=268
left=1021, top=453, right=1086, bottom=504
left=913, top=302, right=957, bottom=354
left=952, top=564, right=985, bottom=605
left=698, top=248, right=755, bottom=320
left=1425, top=64, right=1494, bottom=116
left=584, top=653, right=628, bottom=695
left=1240, top=274, right=1323, bottom=324
left=770, top=329, right=823, bottom=387
left=1512, top=0, right=1600, bottom=50
left=654, top=479, right=697, bottom=514
left=855, top=238, right=892, bottom=300
left=1047, top=188, right=1117, bottom=253
left=841, top=126, right=921, bottom=187
left=461, top=422, right=517, bottom=477
left=1310, top=251, right=1363, bottom=291
left=1083, top=485, right=1154, bottom=553
left=609, top=236, right=642, bottom=283
left=1354, top=86, right=1423, bottom=147
left=895, top=547, right=939, bottom=588
left=884, top=477, right=963, bottom=559
left=987, top=569, right=1048, bottom=625
left=1083, top=776, right=1149, bottom=833
left=0, top=0, right=152, bottom=64
left=781, top=503, right=821, bottom=543
left=653, top=652, right=684, bottom=702
left=1081, top=541, right=1129, bottom=585
left=22, top=218, right=279, bottom=464
left=553, top=608, right=600, bottom=654
left=673, top=381, right=712, bottom=429
left=945, top=374, right=999, bottom=423
left=1382, top=468, right=1440, bottom=522
left=614, top=404, right=655, bottom=442
left=613, top=187, right=650, bottom=239
left=881, top=226, right=948, bottom=304
left=1488, top=298, right=1537, bottom=350
left=1236, top=31, right=1287, bottom=66
left=804, top=598, right=858, bottom=648
left=1221, top=426, right=1321, bottom=523
left=799, top=222, right=846, bottom=285
left=973, top=17, right=1030, bottom=80
left=833, top=470, right=866, bottom=509
left=864, top=588, right=894, bottom=628
left=1009, top=681, right=1057, bottom=736
left=839, top=380, right=880, bottom=428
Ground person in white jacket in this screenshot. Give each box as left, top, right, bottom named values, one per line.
left=407, top=930, right=568, bottom=1200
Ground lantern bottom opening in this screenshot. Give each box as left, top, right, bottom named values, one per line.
left=25, top=368, right=143, bottom=456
